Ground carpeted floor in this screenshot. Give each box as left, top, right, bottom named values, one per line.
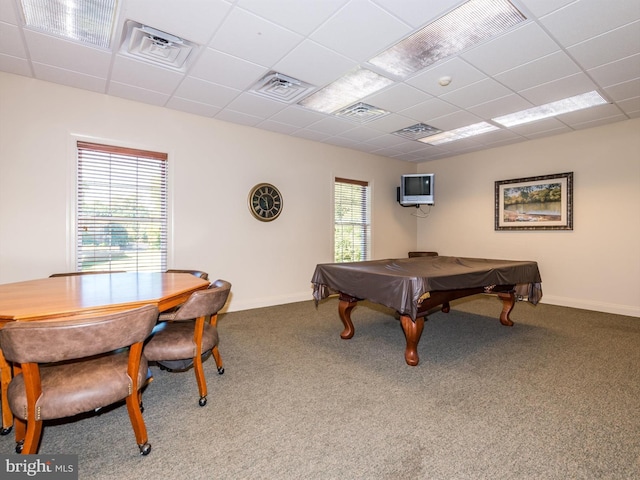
left=1, top=296, right=638, bottom=479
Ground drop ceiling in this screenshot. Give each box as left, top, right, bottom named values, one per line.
left=1, top=0, right=638, bottom=162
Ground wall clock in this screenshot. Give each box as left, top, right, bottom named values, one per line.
left=248, top=183, right=283, bottom=222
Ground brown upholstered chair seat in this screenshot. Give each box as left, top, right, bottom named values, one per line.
left=8, top=352, right=149, bottom=421
left=144, top=321, right=218, bottom=365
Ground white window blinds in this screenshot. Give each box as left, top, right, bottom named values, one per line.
left=76, top=141, right=168, bottom=272
left=334, top=177, right=370, bottom=263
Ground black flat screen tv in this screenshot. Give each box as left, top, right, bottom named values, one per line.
left=399, top=173, right=434, bottom=206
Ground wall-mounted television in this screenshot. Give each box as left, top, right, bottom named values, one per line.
left=399, top=173, right=435, bottom=206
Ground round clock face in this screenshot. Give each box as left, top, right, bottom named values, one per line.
left=248, top=183, right=283, bottom=222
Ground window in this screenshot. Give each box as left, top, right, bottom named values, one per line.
left=76, top=141, right=168, bottom=272
left=334, top=177, right=370, bottom=263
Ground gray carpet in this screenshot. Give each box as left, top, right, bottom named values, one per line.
left=1, top=296, right=638, bottom=479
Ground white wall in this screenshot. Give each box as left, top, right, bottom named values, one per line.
left=0, top=73, right=418, bottom=311
left=416, top=118, right=640, bottom=317
left=2, top=72, right=638, bottom=317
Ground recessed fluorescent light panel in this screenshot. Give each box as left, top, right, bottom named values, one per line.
left=369, top=0, right=526, bottom=78
left=20, top=0, right=118, bottom=49
left=493, top=91, right=608, bottom=127
left=393, top=123, right=442, bottom=140
left=298, top=67, right=394, bottom=114
left=334, top=103, right=390, bottom=123
left=418, top=122, right=499, bottom=145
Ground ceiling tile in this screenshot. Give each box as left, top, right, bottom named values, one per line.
left=468, top=94, right=533, bottom=119
left=224, top=91, right=288, bottom=118
left=365, top=113, right=424, bottom=133
left=32, top=63, right=106, bottom=93
left=111, top=55, right=185, bottom=94
left=515, top=0, right=575, bottom=17
left=460, top=22, right=559, bottom=76
left=0, top=53, right=30, bottom=76
left=588, top=54, right=640, bottom=89
left=24, top=30, right=112, bottom=78
left=273, top=40, right=356, bottom=86
left=165, top=97, right=222, bottom=117
left=256, top=119, right=300, bottom=135
left=188, top=48, right=265, bottom=90
left=364, top=83, right=431, bottom=112
left=567, top=21, right=640, bottom=70
left=208, top=8, right=303, bottom=67
left=427, top=109, right=483, bottom=131
left=310, top=0, right=411, bottom=62
left=495, top=51, right=581, bottom=92
left=237, top=0, right=349, bottom=36
left=108, top=82, right=170, bottom=106
left=439, top=78, right=513, bottom=109
left=268, top=105, right=326, bottom=127
left=604, top=78, right=640, bottom=103
left=399, top=97, right=458, bottom=122
left=305, top=116, right=356, bottom=135
left=0, top=1, right=19, bottom=24
left=558, top=103, right=625, bottom=127
left=0, top=23, right=26, bottom=57
left=539, top=0, right=640, bottom=47
left=173, top=77, right=241, bottom=107
left=371, top=0, right=461, bottom=28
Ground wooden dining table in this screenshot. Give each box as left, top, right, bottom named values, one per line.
left=0, top=271, right=210, bottom=434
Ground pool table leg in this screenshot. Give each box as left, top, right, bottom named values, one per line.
left=399, top=315, right=425, bottom=366
left=496, top=291, right=515, bottom=326
left=338, top=295, right=358, bottom=339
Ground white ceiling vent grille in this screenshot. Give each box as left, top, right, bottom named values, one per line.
left=250, top=72, right=315, bottom=103
left=334, top=102, right=390, bottom=123
left=393, top=123, right=442, bottom=140
left=121, top=21, right=196, bottom=70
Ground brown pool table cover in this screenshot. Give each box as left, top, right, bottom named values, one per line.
left=311, top=256, right=542, bottom=320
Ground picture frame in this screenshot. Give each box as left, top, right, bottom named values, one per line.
left=495, top=172, right=573, bottom=231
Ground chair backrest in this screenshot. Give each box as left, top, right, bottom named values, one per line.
left=165, top=269, right=209, bottom=281
left=0, top=305, right=158, bottom=364
left=49, top=271, right=125, bottom=277
left=168, top=279, right=231, bottom=322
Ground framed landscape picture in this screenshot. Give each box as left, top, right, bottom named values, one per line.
left=495, top=172, right=573, bottom=231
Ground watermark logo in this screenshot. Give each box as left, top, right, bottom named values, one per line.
left=1, top=455, right=77, bottom=479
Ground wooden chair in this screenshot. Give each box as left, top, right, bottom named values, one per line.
left=0, top=304, right=158, bottom=455
left=144, top=279, right=231, bottom=406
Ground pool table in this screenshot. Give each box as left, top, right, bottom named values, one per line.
left=311, top=256, right=542, bottom=366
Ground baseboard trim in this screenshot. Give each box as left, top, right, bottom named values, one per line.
left=225, top=291, right=640, bottom=318
left=540, top=295, right=640, bottom=318
left=225, top=291, right=313, bottom=313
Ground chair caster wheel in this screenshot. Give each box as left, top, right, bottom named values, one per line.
left=217, top=366, right=224, bottom=375
left=1, top=426, right=12, bottom=436
left=139, top=443, right=151, bottom=456
left=15, top=441, right=23, bottom=454
left=199, top=396, right=207, bottom=407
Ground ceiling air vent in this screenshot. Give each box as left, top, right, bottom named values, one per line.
left=393, top=123, right=442, bottom=140
left=250, top=71, right=315, bottom=103
left=121, top=21, right=196, bottom=70
left=334, top=102, right=390, bottom=123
